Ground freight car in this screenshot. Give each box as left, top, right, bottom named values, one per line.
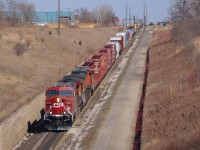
left=43, top=28, right=137, bottom=131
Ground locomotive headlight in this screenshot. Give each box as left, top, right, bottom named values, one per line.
left=57, top=97, right=60, bottom=103
left=67, top=107, right=70, bottom=111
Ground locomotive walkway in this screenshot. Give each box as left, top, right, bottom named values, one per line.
left=92, top=29, right=152, bottom=150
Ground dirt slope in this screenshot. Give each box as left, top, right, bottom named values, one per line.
left=0, top=26, right=119, bottom=122
left=141, top=26, right=200, bottom=149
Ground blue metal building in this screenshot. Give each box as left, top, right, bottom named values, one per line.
left=34, top=11, right=74, bottom=23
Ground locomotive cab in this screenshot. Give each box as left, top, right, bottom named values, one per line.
left=44, top=82, right=79, bottom=131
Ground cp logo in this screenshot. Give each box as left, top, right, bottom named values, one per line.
left=53, top=103, right=64, bottom=108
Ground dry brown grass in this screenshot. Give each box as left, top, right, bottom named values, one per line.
left=0, top=26, right=120, bottom=122
left=141, top=27, right=200, bottom=150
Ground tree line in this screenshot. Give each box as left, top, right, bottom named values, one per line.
left=0, top=0, right=35, bottom=26
left=0, top=1, right=116, bottom=26
left=168, top=0, right=200, bottom=56
left=75, top=5, right=115, bottom=26
left=169, top=0, right=200, bottom=21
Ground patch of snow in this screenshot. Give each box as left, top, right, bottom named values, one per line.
left=12, top=134, right=29, bottom=150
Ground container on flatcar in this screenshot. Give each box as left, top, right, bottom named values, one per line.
left=129, top=28, right=135, bottom=37
left=116, top=32, right=129, bottom=48
left=110, top=36, right=124, bottom=52
left=123, top=30, right=131, bottom=41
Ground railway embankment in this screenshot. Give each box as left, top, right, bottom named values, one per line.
left=141, top=26, right=200, bottom=149
left=0, top=93, right=44, bottom=150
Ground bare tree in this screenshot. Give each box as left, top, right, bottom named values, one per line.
left=6, top=0, right=19, bottom=25
left=190, top=0, right=200, bottom=17
left=77, top=7, right=94, bottom=23
left=168, top=0, right=191, bottom=21
left=94, top=5, right=114, bottom=26
left=5, top=0, right=35, bottom=25
left=0, top=0, right=4, bottom=11
left=18, top=1, right=35, bottom=23
left=0, top=0, right=5, bottom=22
left=169, top=0, right=200, bottom=51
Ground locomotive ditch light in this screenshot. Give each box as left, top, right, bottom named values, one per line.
left=50, top=111, right=52, bottom=114
left=64, top=112, right=66, bottom=114
left=46, top=102, right=51, bottom=105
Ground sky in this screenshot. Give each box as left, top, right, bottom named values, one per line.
left=26, top=0, right=171, bottom=22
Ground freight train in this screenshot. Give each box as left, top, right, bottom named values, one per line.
left=43, top=26, right=140, bottom=131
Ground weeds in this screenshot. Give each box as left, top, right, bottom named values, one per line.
left=14, top=42, right=28, bottom=56
left=172, top=19, right=200, bottom=51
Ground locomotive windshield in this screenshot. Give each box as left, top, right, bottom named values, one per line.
left=60, top=90, right=73, bottom=97
left=46, top=90, right=72, bottom=97
left=46, top=90, right=59, bottom=97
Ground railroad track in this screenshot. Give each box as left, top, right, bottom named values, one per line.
left=32, top=132, right=65, bottom=150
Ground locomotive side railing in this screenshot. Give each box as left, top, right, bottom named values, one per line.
left=44, top=106, right=52, bottom=120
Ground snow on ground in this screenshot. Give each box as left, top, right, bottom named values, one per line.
left=60, top=33, right=142, bottom=150
left=12, top=134, right=32, bottom=150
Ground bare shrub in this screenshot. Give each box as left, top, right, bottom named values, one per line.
left=171, top=19, right=200, bottom=52
left=78, top=40, right=82, bottom=45
left=14, top=42, right=27, bottom=56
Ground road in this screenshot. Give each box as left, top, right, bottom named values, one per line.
left=91, top=29, right=152, bottom=150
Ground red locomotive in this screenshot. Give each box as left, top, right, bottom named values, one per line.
left=44, top=67, right=93, bottom=130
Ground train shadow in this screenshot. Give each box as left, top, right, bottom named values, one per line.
left=27, top=108, right=47, bottom=133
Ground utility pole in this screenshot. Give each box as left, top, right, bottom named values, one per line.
left=58, top=0, right=60, bottom=36
left=66, top=8, right=71, bottom=28
left=143, top=1, right=146, bottom=29
left=129, top=4, right=131, bottom=26
left=125, top=3, right=128, bottom=28
left=146, top=5, right=148, bottom=25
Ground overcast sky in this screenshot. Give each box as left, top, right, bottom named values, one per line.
left=26, top=0, right=171, bottom=22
